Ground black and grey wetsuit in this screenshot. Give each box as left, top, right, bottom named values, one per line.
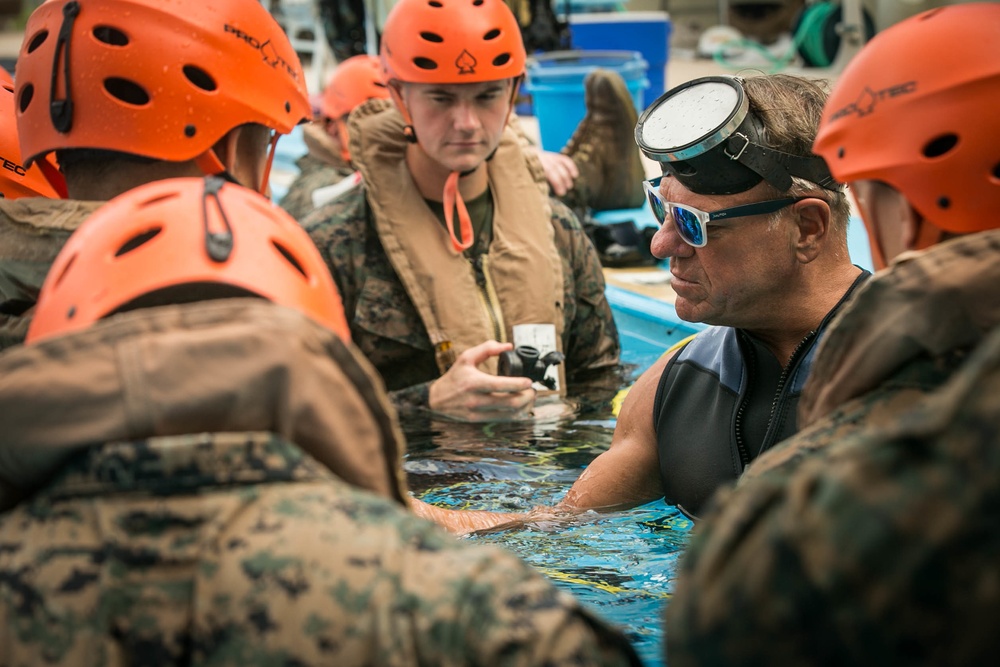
left=653, top=271, right=869, bottom=517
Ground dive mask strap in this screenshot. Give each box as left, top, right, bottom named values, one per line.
left=726, top=133, right=840, bottom=193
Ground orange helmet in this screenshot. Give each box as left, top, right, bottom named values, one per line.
left=322, top=55, right=391, bottom=162
left=27, top=176, right=351, bottom=344
left=380, top=0, right=526, bottom=85
left=15, top=0, right=310, bottom=185
left=1, top=80, right=58, bottom=199
left=322, top=55, right=390, bottom=119
left=814, top=3, right=1000, bottom=236
left=0, top=66, right=11, bottom=87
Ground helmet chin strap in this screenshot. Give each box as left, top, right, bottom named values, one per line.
left=442, top=170, right=474, bottom=252
left=196, top=149, right=227, bottom=180
left=196, top=140, right=276, bottom=196
left=36, top=156, right=68, bottom=198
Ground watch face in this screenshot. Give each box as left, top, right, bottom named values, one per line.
left=638, top=78, right=745, bottom=159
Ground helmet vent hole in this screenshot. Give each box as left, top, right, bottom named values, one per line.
left=93, top=25, right=129, bottom=47
left=922, top=134, right=958, bottom=159
left=272, top=240, right=308, bottom=279
left=473, top=0, right=484, bottom=5
left=484, top=29, right=500, bottom=41
left=18, top=84, right=33, bottom=113
left=992, top=162, right=1000, bottom=181
left=492, top=53, right=511, bottom=66
left=53, top=254, right=76, bottom=288
left=183, top=65, right=217, bottom=92
left=104, top=77, right=150, bottom=106
left=115, top=227, right=162, bottom=257
left=428, top=1, right=443, bottom=6
left=413, top=57, right=438, bottom=71
left=420, top=31, right=444, bottom=43
left=26, top=30, right=48, bottom=54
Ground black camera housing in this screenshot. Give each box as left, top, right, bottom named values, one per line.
left=497, top=345, right=565, bottom=390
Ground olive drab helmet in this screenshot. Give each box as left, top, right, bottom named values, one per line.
left=14, top=0, right=311, bottom=195
left=814, top=3, right=1000, bottom=242
left=321, top=55, right=391, bottom=161
left=1, top=79, right=58, bottom=199
left=27, top=177, right=351, bottom=344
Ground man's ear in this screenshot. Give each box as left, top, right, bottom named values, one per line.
left=792, top=197, right=831, bottom=264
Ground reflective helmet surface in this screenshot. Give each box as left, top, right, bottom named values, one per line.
left=15, top=0, right=310, bottom=167
left=27, top=177, right=351, bottom=343
left=814, top=3, right=1000, bottom=234
left=380, top=0, right=526, bottom=85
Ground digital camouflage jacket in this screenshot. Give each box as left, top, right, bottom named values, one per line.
left=0, top=197, right=102, bottom=350
left=0, top=299, right=641, bottom=666
left=666, top=229, right=1000, bottom=666
left=301, top=104, right=621, bottom=410
left=278, top=122, right=354, bottom=222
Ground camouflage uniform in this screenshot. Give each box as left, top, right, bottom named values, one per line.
left=278, top=122, right=354, bottom=222
left=0, top=197, right=102, bottom=351
left=303, top=186, right=621, bottom=409
left=666, top=230, right=1000, bottom=666
left=0, top=299, right=641, bottom=666
left=302, top=100, right=620, bottom=406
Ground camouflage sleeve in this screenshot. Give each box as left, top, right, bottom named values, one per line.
left=299, top=185, right=370, bottom=326
left=549, top=198, right=623, bottom=391
left=198, top=471, right=643, bottom=666
left=388, top=380, right=431, bottom=411
left=279, top=159, right=355, bottom=223
left=0, top=224, right=72, bottom=352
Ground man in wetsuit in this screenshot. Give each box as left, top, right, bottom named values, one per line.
left=419, top=72, right=869, bottom=533
left=666, top=5, right=1000, bottom=664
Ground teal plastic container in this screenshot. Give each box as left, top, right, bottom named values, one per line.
left=524, top=50, right=649, bottom=152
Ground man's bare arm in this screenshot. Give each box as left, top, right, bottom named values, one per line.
left=556, top=352, right=673, bottom=513
left=414, top=351, right=674, bottom=534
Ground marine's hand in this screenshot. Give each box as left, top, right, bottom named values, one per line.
left=535, top=148, right=579, bottom=197
left=428, top=340, right=535, bottom=422
left=410, top=497, right=527, bottom=536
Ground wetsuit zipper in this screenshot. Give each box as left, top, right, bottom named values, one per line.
left=733, top=330, right=815, bottom=469
left=471, top=254, right=506, bottom=343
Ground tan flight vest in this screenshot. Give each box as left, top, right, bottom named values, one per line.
left=348, top=103, right=566, bottom=392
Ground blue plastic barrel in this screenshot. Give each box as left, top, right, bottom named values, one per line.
left=524, top=50, right=649, bottom=152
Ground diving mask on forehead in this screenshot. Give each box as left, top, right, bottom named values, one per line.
left=634, top=76, right=839, bottom=196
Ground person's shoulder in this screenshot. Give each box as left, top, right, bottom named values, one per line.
left=0, top=197, right=100, bottom=232
left=547, top=197, right=585, bottom=233
left=300, top=181, right=369, bottom=235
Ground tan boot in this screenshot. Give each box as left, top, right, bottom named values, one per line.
left=560, top=68, right=646, bottom=215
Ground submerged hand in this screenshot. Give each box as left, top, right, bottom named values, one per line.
left=411, top=497, right=526, bottom=536
left=428, top=340, right=535, bottom=422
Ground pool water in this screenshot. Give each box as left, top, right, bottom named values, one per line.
left=403, top=329, right=697, bottom=667
left=273, top=126, right=873, bottom=665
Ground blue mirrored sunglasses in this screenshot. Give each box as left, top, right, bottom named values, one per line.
left=643, top=176, right=808, bottom=247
